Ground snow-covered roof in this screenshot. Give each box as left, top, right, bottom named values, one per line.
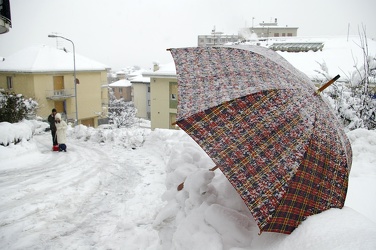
left=270, top=42, right=324, bottom=52
left=127, top=69, right=150, bottom=83
left=274, top=36, right=376, bottom=81
left=143, top=62, right=176, bottom=78
left=0, top=44, right=110, bottom=73
left=130, top=74, right=150, bottom=83
left=128, top=69, right=146, bottom=78
left=109, top=79, right=131, bottom=87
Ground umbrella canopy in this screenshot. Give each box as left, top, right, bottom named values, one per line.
left=169, top=46, right=352, bottom=234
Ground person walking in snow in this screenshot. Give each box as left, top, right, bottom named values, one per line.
left=55, top=113, right=68, bottom=152
left=48, top=108, right=58, bottom=146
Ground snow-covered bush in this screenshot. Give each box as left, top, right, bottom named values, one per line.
left=67, top=122, right=150, bottom=148
left=316, top=49, right=376, bottom=130
left=0, top=120, right=48, bottom=146
left=0, top=90, right=38, bottom=123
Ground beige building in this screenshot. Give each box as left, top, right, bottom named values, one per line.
left=109, top=79, right=132, bottom=102
left=0, top=45, right=110, bottom=127
left=143, top=63, right=177, bottom=130
left=100, top=83, right=109, bottom=124
left=131, top=74, right=150, bottom=120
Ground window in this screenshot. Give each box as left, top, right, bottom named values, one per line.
left=119, top=88, right=123, bottom=93
left=287, top=33, right=293, bottom=37
left=282, top=33, right=286, bottom=37
left=274, top=33, right=279, bottom=37
left=6, top=76, right=13, bottom=89
left=169, top=82, right=178, bottom=109
left=148, top=86, right=150, bottom=93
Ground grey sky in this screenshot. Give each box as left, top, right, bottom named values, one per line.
left=0, top=0, right=375, bottom=71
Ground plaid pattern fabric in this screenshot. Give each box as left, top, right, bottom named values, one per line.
left=262, top=106, right=351, bottom=233
left=170, top=46, right=352, bottom=234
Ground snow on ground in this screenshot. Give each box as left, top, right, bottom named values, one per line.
left=0, top=121, right=167, bottom=249
left=0, top=120, right=376, bottom=249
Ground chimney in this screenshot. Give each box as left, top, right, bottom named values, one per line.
left=275, top=18, right=278, bottom=24
left=153, top=62, right=159, bottom=72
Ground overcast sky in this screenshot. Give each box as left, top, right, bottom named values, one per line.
left=0, top=0, right=375, bottom=71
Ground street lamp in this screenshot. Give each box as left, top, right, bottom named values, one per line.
left=48, top=34, right=78, bottom=125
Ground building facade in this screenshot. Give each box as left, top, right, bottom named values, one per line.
left=0, top=45, right=110, bottom=127
left=109, top=79, right=132, bottom=101
left=239, top=18, right=298, bottom=41
left=131, top=75, right=151, bottom=120
left=143, top=63, right=178, bottom=130
left=198, top=26, right=239, bottom=47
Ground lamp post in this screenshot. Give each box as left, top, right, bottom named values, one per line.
left=48, top=34, right=78, bottom=125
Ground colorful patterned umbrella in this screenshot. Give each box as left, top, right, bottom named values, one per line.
left=169, top=46, right=352, bottom=234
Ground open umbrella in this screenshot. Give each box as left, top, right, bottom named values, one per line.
left=168, top=46, right=352, bottom=234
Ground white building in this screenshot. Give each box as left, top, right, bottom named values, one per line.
left=239, top=18, right=298, bottom=42
left=198, top=27, right=239, bottom=47
left=131, top=73, right=151, bottom=120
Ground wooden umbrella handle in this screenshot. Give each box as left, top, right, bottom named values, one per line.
left=177, top=166, right=219, bottom=191
left=316, top=75, right=340, bottom=94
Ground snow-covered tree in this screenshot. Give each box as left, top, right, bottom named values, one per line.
left=344, top=26, right=376, bottom=130
left=107, top=88, right=137, bottom=128
left=320, top=26, right=376, bottom=130
left=0, top=90, right=39, bottom=123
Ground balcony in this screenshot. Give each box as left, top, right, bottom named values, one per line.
left=46, top=88, right=75, bottom=100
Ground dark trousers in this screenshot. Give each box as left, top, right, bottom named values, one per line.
left=51, top=130, right=58, bottom=145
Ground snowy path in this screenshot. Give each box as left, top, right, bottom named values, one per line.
left=0, top=132, right=167, bottom=249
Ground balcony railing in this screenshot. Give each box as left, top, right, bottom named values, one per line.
left=46, top=88, right=75, bottom=100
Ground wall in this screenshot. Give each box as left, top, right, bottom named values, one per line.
left=132, top=82, right=150, bottom=119
left=74, top=71, right=106, bottom=127
left=150, top=77, right=177, bottom=130
left=0, top=70, right=107, bottom=127
left=33, top=74, right=57, bottom=119
left=0, top=73, right=53, bottom=119
left=112, top=86, right=132, bottom=101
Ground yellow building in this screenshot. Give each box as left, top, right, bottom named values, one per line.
left=143, top=63, right=178, bottom=130
left=0, top=45, right=110, bottom=127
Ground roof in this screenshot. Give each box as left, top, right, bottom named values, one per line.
left=109, top=79, right=131, bottom=87
left=143, top=62, right=176, bottom=78
left=130, top=74, right=150, bottom=83
left=0, top=44, right=110, bottom=73
left=275, top=36, right=376, bottom=80
left=269, top=42, right=324, bottom=52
